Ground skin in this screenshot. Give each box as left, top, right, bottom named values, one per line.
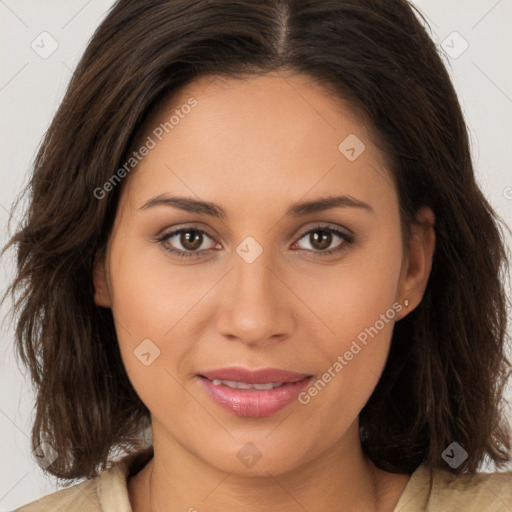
left=94, top=71, right=435, bottom=512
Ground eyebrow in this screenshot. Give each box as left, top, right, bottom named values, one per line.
left=138, top=194, right=375, bottom=218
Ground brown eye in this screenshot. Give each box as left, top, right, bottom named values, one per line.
left=294, top=226, right=354, bottom=255
left=308, top=229, right=333, bottom=251
left=179, top=230, right=204, bottom=251
left=157, top=227, right=217, bottom=258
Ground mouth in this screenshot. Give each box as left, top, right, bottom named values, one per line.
left=202, top=379, right=291, bottom=391
left=197, top=367, right=314, bottom=417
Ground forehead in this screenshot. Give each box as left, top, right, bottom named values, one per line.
left=121, top=72, right=395, bottom=217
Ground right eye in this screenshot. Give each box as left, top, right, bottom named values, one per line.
left=156, top=226, right=219, bottom=259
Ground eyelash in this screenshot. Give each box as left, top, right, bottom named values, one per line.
left=156, top=224, right=355, bottom=260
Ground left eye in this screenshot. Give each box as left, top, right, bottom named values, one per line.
left=156, top=225, right=354, bottom=259
left=294, top=226, right=353, bottom=254
left=157, top=227, right=217, bottom=258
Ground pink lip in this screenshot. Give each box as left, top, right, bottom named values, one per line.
left=198, top=367, right=313, bottom=417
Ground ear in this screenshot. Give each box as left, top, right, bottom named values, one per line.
left=395, top=206, right=435, bottom=321
left=93, top=255, right=112, bottom=308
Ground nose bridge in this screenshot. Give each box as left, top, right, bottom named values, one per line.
left=216, top=244, right=293, bottom=344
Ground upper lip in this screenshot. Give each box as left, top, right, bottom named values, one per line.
left=199, top=366, right=312, bottom=384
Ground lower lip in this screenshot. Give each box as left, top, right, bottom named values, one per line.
left=198, top=376, right=313, bottom=417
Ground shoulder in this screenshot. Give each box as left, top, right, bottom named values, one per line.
left=13, top=448, right=153, bottom=512
left=13, top=476, right=102, bottom=512
left=431, top=467, right=512, bottom=510
left=400, top=464, right=512, bottom=511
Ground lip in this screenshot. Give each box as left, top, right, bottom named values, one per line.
left=197, top=367, right=313, bottom=417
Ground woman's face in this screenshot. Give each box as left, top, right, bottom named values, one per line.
left=94, top=72, right=434, bottom=475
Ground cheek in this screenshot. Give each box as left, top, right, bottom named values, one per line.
left=294, top=229, right=403, bottom=343
left=108, top=232, right=203, bottom=338
left=106, top=237, right=199, bottom=403
left=292, top=231, right=403, bottom=410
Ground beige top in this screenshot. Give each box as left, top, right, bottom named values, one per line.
left=14, top=450, right=512, bottom=511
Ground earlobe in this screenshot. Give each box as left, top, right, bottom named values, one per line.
left=395, top=206, right=436, bottom=320
left=93, top=257, right=111, bottom=308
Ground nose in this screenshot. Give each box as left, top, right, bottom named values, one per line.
left=215, top=250, right=296, bottom=348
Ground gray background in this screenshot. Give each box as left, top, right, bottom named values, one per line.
left=1, top=0, right=511, bottom=509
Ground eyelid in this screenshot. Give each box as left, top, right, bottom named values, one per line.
left=295, top=222, right=354, bottom=239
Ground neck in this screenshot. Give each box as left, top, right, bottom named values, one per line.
left=128, top=419, right=408, bottom=512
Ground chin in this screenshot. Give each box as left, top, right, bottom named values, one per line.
left=195, top=438, right=313, bottom=477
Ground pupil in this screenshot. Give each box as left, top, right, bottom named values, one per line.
left=311, top=230, right=331, bottom=250
left=181, top=230, right=202, bottom=250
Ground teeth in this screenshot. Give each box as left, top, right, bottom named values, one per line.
left=211, top=379, right=284, bottom=390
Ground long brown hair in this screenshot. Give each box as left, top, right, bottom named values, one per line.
left=2, top=0, right=511, bottom=480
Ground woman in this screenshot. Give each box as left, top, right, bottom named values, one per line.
left=4, top=0, right=511, bottom=510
